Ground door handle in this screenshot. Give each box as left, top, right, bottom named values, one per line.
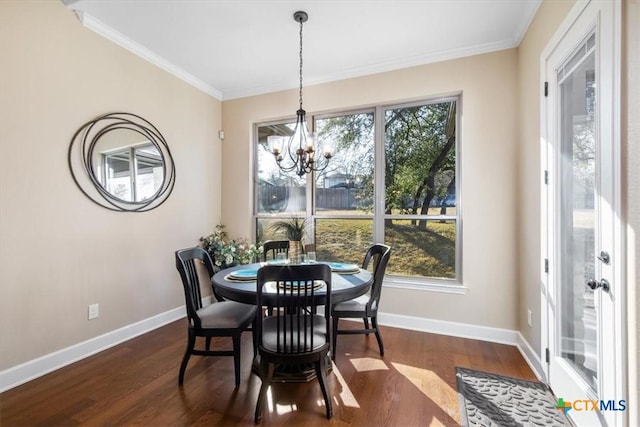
left=597, top=250, right=610, bottom=264
left=587, top=278, right=610, bottom=293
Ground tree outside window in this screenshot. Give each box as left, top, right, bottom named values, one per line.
left=254, top=96, right=460, bottom=283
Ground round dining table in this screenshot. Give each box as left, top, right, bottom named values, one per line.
left=211, top=261, right=373, bottom=306
left=212, top=262, right=373, bottom=382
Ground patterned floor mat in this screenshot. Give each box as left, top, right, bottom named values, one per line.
left=456, top=367, right=571, bottom=426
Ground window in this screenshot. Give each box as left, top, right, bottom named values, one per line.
left=383, top=101, right=458, bottom=279
left=99, top=144, right=163, bottom=202
left=313, top=111, right=375, bottom=265
left=254, top=96, right=460, bottom=284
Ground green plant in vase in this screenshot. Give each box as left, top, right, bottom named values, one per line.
left=269, top=217, right=307, bottom=262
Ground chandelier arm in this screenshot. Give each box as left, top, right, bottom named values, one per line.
left=276, top=120, right=303, bottom=172
left=288, top=118, right=303, bottom=162
left=274, top=148, right=298, bottom=173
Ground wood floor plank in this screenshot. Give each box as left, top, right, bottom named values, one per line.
left=0, top=319, right=537, bottom=426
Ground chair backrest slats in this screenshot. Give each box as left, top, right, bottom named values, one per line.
left=262, top=240, right=290, bottom=262
left=175, top=247, right=217, bottom=329
left=185, top=259, right=202, bottom=310
left=257, top=264, right=332, bottom=355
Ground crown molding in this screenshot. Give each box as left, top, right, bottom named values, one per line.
left=75, top=11, right=223, bottom=100
left=223, top=38, right=518, bottom=100
left=72, top=5, right=539, bottom=101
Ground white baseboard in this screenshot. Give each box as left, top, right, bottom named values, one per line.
left=516, top=332, right=547, bottom=382
left=1, top=304, right=545, bottom=393
left=377, top=312, right=519, bottom=345
left=376, top=312, right=546, bottom=382
left=0, top=305, right=186, bottom=393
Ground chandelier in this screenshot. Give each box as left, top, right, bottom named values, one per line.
left=268, top=11, right=332, bottom=177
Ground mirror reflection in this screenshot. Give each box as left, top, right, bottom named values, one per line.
left=91, top=129, right=164, bottom=203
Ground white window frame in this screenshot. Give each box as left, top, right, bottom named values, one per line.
left=253, top=95, right=464, bottom=293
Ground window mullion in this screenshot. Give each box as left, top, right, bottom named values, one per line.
left=130, top=147, right=137, bottom=202
left=374, top=105, right=385, bottom=243
left=308, top=116, right=315, bottom=218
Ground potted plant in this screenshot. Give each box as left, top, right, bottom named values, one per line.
left=269, top=217, right=307, bottom=262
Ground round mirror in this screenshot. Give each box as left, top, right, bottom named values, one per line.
left=68, top=113, right=175, bottom=212
left=89, top=128, right=165, bottom=203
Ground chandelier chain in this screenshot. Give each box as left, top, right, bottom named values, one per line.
left=268, top=11, right=332, bottom=177
left=298, top=17, right=304, bottom=111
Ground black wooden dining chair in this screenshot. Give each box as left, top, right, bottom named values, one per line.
left=175, top=247, right=256, bottom=387
left=261, top=240, right=290, bottom=262
left=207, top=252, right=227, bottom=302
left=254, top=264, right=333, bottom=423
left=331, top=244, right=391, bottom=359
left=261, top=240, right=291, bottom=315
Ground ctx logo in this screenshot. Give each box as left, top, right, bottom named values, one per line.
left=556, top=398, right=572, bottom=414
left=556, top=398, right=627, bottom=413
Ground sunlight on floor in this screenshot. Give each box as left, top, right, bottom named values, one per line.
left=427, top=418, right=451, bottom=427
left=391, top=362, right=460, bottom=423
left=332, top=365, right=360, bottom=408
left=349, top=357, right=390, bottom=372
left=266, top=387, right=298, bottom=415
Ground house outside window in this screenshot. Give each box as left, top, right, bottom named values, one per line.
left=254, top=95, right=461, bottom=286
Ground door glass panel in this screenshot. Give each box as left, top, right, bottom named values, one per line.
left=558, top=33, right=597, bottom=391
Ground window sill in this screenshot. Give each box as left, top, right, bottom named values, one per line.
left=383, top=275, right=468, bottom=295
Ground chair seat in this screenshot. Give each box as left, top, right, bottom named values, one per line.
left=197, top=301, right=256, bottom=329
left=262, top=314, right=327, bottom=352
left=333, top=295, right=370, bottom=312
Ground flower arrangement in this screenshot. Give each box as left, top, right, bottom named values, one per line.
left=199, top=225, right=262, bottom=269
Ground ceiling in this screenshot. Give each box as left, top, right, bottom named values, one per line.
left=63, top=0, right=541, bottom=100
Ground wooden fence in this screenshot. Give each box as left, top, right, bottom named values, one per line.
left=258, top=185, right=362, bottom=212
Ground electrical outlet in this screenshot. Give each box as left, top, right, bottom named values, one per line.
left=88, top=304, right=99, bottom=320
left=527, top=309, right=532, bottom=327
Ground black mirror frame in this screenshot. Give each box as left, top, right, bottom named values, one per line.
left=68, top=112, right=176, bottom=212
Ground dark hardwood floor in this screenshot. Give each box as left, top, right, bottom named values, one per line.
left=0, top=319, right=536, bottom=426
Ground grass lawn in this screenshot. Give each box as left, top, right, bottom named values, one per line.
left=316, top=219, right=455, bottom=279
left=257, top=216, right=456, bottom=279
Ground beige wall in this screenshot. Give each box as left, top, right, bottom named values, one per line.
left=515, top=0, right=575, bottom=355
left=0, top=1, right=221, bottom=370
left=222, top=49, right=519, bottom=329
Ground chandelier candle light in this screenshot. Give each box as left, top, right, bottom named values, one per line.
left=268, top=11, right=333, bottom=177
